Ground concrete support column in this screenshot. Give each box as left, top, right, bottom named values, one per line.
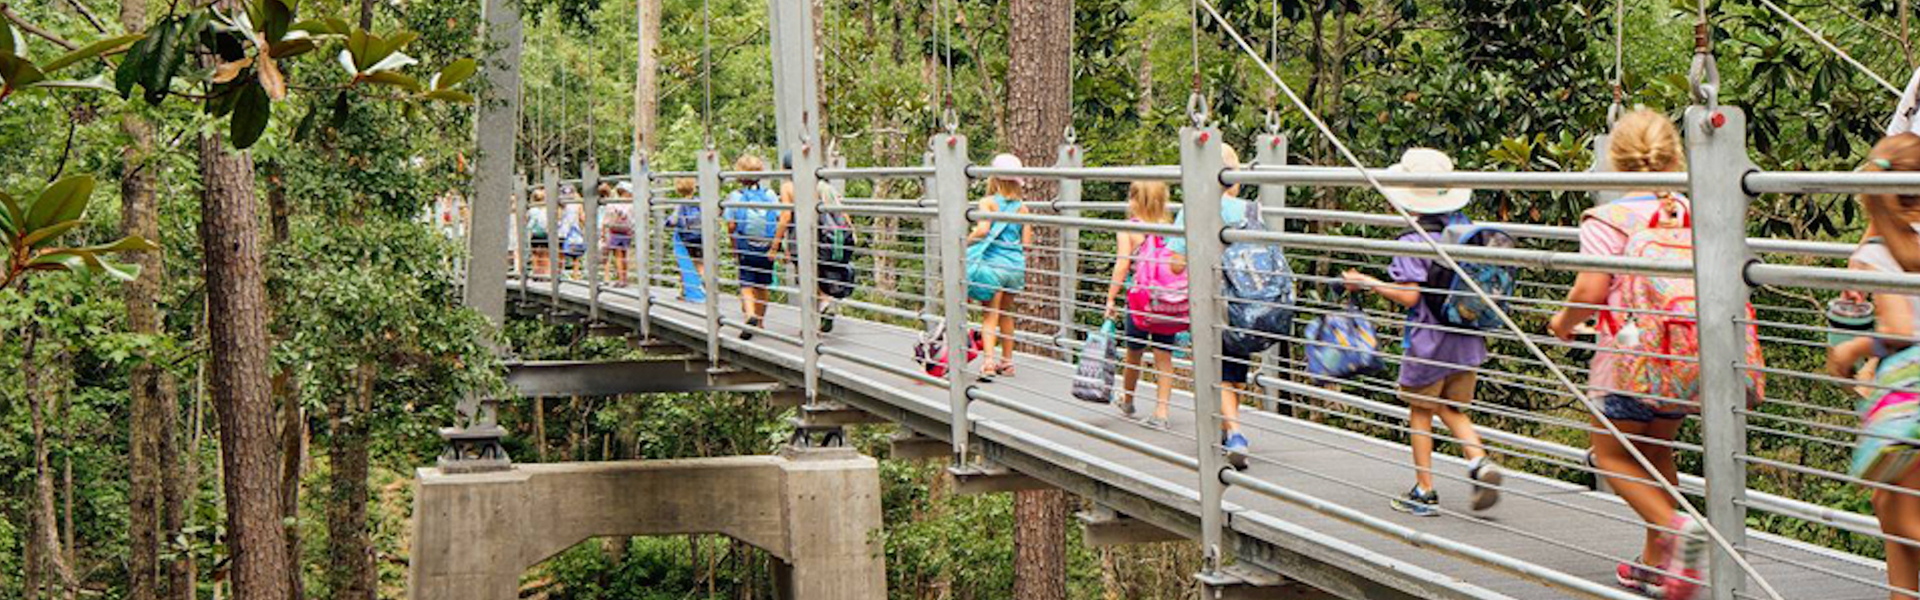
left=409, top=449, right=886, bottom=600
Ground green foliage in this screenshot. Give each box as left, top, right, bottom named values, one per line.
left=0, top=175, right=156, bottom=291
left=0, top=23, right=134, bottom=102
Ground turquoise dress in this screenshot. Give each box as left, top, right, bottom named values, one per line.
left=966, top=196, right=1026, bottom=302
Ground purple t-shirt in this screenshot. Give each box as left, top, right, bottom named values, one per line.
left=1389, top=230, right=1489, bottom=388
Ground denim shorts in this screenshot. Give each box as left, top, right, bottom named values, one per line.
left=1600, top=394, right=1688, bottom=423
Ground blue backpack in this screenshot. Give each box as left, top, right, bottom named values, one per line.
left=1304, top=295, right=1386, bottom=381
left=1222, top=202, right=1296, bottom=356
left=1409, top=221, right=1517, bottom=331
left=727, top=187, right=780, bottom=253
left=669, top=205, right=703, bottom=246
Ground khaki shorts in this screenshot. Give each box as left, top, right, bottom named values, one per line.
left=1398, top=372, right=1477, bottom=411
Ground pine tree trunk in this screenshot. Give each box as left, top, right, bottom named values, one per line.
left=199, top=122, right=291, bottom=600
left=1005, top=0, right=1073, bottom=597
left=117, top=0, right=171, bottom=596
left=325, top=364, right=376, bottom=600
left=266, top=166, right=305, bottom=600
left=26, top=325, right=77, bottom=600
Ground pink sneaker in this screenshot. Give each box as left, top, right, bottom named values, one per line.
left=1662, top=515, right=1708, bottom=600
left=1615, top=562, right=1663, bottom=597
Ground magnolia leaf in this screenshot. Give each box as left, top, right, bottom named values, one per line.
left=25, top=73, right=116, bottom=94
left=230, top=80, right=271, bottom=149
left=291, top=17, right=349, bottom=37
left=0, top=54, right=45, bottom=88
left=71, top=234, right=160, bottom=254
left=268, top=38, right=315, bottom=59
left=363, top=51, right=417, bottom=75
left=1, top=23, right=22, bottom=58
left=421, top=89, right=473, bottom=104
left=42, top=33, right=145, bottom=73
left=378, top=31, right=419, bottom=58
left=0, top=191, right=20, bottom=228
left=364, top=70, right=420, bottom=91
left=211, top=56, right=254, bottom=83
left=27, top=175, right=95, bottom=231
left=114, top=28, right=158, bottom=97
left=430, top=58, right=475, bottom=90
left=262, top=0, right=292, bottom=45
left=255, top=50, right=285, bottom=100
left=345, top=29, right=370, bottom=71
left=336, top=48, right=357, bottom=78
left=27, top=250, right=88, bottom=273
left=19, top=219, right=83, bottom=249
left=145, top=21, right=183, bottom=105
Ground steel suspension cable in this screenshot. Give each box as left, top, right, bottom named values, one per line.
left=1755, top=0, right=1901, bottom=97
left=701, top=0, right=714, bottom=145
left=1191, top=2, right=1786, bottom=598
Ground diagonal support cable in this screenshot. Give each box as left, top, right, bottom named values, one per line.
left=1192, top=1, right=1786, bottom=598
left=1756, top=0, right=1900, bottom=97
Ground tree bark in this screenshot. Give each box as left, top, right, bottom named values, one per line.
left=26, top=325, right=77, bottom=600
left=1005, top=0, right=1073, bottom=597
left=325, top=364, right=376, bottom=600
left=635, top=0, right=661, bottom=157
left=116, top=0, right=172, bottom=596
left=266, top=166, right=304, bottom=600
left=199, top=121, right=291, bottom=600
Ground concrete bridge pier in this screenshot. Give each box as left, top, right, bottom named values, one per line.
left=408, top=447, right=887, bottom=599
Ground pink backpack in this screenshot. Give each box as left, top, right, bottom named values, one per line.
left=1600, top=199, right=1766, bottom=411
left=1127, top=234, right=1190, bottom=335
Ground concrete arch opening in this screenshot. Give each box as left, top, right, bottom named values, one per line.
left=409, top=447, right=886, bottom=599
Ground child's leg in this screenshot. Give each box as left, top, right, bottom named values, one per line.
left=1874, top=465, right=1920, bottom=599
left=995, top=294, right=1016, bottom=362
left=1122, top=349, right=1145, bottom=398
left=1152, top=349, right=1174, bottom=420
left=1221, top=383, right=1242, bottom=435
left=978, top=296, right=1001, bottom=371
left=1434, top=374, right=1487, bottom=462
left=1401, top=381, right=1443, bottom=492
left=1591, top=417, right=1675, bottom=565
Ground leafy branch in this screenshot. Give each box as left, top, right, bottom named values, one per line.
left=0, top=176, right=159, bottom=291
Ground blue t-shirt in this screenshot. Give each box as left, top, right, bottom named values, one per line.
left=1167, top=195, right=1252, bottom=257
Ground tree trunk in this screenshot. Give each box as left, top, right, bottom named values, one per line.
left=26, top=325, right=77, bottom=600
left=169, top=365, right=206, bottom=600
left=534, top=397, right=547, bottom=462
left=264, top=165, right=305, bottom=600
left=635, top=0, right=660, bottom=157
left=117, top=0, right=172, bottom=596
left=1005, top=0, right=1073, bottom=597
left=199, top=121, right=291, bottom=600
left=325, top=364, right=376, bottom=600
left=1135, top=30, right=1154, bottom=120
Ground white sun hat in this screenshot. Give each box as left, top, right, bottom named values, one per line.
left=989, top=153, right=1025, bottom=186
left=1381, top=148, right=1473, bottom=215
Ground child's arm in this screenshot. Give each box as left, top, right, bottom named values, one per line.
left=1342, top=269, right=1419, bottom=308
left=1548, top=272, right=1612, bottom=340
left=1106, top=233, right=1137, bottom=318
left=967, top=196, right=997, bottom=241
left=1019, top=203, right=1033, bottom=247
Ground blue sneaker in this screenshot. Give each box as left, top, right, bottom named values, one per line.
left=1390, top=486, right=1439, bottom=517
left=1223, top=432, right=1250, bottom=471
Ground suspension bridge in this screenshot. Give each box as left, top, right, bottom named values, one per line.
left=409, top=0, right=1920, bottom=598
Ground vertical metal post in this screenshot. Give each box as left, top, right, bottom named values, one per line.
left=463, top=0, right=523, bottom=325
left=512, top=173, right=528, bottom=301
left=699, top=149, right=725, bottom=364
left=1683, top=106, right=1756, bottom=600
left=1180, top=125, right=1230, bottom=576
left=932, top=133, right=972, bottom=461
left=794, top=144, right=823, bottom=400
left=583, top=161, right=603, bottom=321
left=1591, top=133, right=1623, bottom=205
left=921, top=151, right=939, bottom=314
left=1053, top=141, right=1083, bottom=348
left=544, top=167, right=562, bottom=312
left=634, top=153, right=653, bottom=338
left=1253, top=133, right=1287, bottom=412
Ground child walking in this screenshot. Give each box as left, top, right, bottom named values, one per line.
left=725, top=154, right=781, bottom=339
left=965, top=153, right=1031, bottom=379
left=1546, top=110, right=1704, bottom=600
left=1105, top=181, right=1179, bottom=429
left=1342, top=148, right=1502, bottom=517
left=1827, top=133, right=1920, bottom=600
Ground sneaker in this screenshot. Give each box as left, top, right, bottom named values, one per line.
left=1615, top=562, right=1665, bottom=597
left=820, top=314, right=835, bottom=333
left=739, top=318, right=761, bottom=341
left=1223, top=432, right=1250, bottom=471
left=1467, top=457, right=1503, bottom=511
left=1662, top=515, right=1708, bottom=600
left=1144, top=415, right=1170, bottom=430
left=1389, top=486, right=1439, bottom=517
left=1116, top=395, right=1136, bottom=418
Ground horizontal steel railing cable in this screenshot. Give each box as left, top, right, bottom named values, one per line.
left=968, top=387, right=1199, bottom=469
left=1190, top=2, right=1783, bottom=596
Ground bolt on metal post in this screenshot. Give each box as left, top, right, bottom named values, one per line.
left=932, top=133, right=973, bottom=463
left=698, top=149, right=724, bottom=365
left=1181, top=126, right=1231, bottom=577
left=1684, top=106, right=1757, bottom=600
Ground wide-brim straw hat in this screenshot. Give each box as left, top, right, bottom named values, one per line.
left=989, top=153, right=1025, bottom=187
left=1381, top=148, right=1473, bottom=215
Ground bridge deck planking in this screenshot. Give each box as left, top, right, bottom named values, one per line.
left=526, top=281, right=1885, bottom=600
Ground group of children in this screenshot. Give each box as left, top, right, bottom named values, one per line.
left=628, top=111, right=1920, bottom=600
left=514, top=181, right=639, bottom=285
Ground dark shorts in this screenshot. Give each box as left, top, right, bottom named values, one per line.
left=738, top=252, right=776, bottom=288
left=1600, top=394, right=1688, bottom=423
left=606, top=232, right=633, bottom=250
left=677, top=234, right=704, bottom=259
left=1222, top=348, right=1252, bottom=385
left=529, top=235, right=550, bottom=249
left=1122, top=318, right=1180, bottom=351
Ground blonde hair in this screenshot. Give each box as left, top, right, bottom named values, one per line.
left=1609, top=110, right=1685, bottom=173
left=674, top=177, right=697, bottom=198
left=734, top=154, right=765, bottom=186
left=1861, top=134, right=1920, bottom=272
left=1222, top=144, right=1242, bottom=196
left=1128, top=181, right=1171, bottom=224
left=987, top=177, right=1023, bottom=199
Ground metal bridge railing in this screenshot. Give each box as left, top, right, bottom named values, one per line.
left=490, top=107, right=1920, bottom=600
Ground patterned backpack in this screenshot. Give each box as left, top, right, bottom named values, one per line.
left=1222, top=201, right=1296, bottom=356
left=915, top=318, right=984, bottom=378
left=1304, top=294, right=1386, bottom=381
left=1602, top=198, right=1766, bottom=411
left=1127, top=234, right=1190, bottom=335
